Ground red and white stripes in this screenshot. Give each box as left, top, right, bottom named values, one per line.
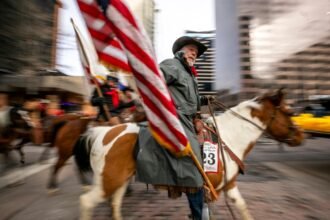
left=77, top=0, right=190, bottom=156
left=78, top=0, right=131, bottom=72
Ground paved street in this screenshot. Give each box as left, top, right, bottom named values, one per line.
left=0, top=137, right=329, bottom=220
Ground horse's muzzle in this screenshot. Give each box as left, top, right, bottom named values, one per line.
left=286, top=127, right=305, bottom=147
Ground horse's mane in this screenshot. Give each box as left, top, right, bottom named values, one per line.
left=205, top=98, right=264, bottom=133
left=220, top=98, right=262, bottom=119
left=232, top=98, right=261, bottom=112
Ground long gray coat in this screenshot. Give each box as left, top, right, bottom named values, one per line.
left=135, top=55, right=205, bottom=187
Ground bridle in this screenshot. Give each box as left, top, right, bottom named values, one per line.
left=206, top=99, right=298, bottom=220
left=264, top=106, right=299, bottom=143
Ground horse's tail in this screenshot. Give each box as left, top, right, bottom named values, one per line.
left=73, top=134, right=92, bottom=172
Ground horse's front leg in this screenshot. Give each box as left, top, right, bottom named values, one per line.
left=111, top=180, right=129, bottom=220
left=10, top=138, right=25, bottom=164
left=16, top=146, right=25, bottom=164
left=225, top=185, right=254, bottom=220
left=47, top=156, right=68, bottom=193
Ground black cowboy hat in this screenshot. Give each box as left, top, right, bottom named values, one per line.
left=172, top=36, right=207, bottom=57
left=107, top=75, right=119, bottom=82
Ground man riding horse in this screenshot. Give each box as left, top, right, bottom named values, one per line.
left=90, top=75, right=136, bottom=124
left=0, top=93, right=41, bottom=164
left=136, top=36, right=213, bottom=220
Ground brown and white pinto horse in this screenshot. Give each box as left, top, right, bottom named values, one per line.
left=46, top=115, right=93, bottom=192
left=47, top=108, right=146, bottom=192
left=75, top=89, right=304, bottom=220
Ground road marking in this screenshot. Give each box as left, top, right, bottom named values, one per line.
left=0, top=158, right=56, bottom=189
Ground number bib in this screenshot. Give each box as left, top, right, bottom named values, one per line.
left=203, top=141, right=219, bottom=173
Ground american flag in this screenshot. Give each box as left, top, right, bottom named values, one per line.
left=71, top=18, right=107, bottom=85
left=77, top=0, right=131, bottom=73
left=76, top=0, right=191, bottom=156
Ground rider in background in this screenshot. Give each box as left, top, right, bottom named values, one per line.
left=90, top=75, right=135, bottom=123
left=118, top=86, right=139, bottom=122
left=22, top=97, right=45, bottom=145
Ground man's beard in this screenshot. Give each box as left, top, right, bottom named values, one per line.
left=187, top=59, right=195, bottom=67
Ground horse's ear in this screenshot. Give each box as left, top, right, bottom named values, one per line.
left=260, top=88, right=286, bottom=106
left=269, top=88, right=286, bottom=106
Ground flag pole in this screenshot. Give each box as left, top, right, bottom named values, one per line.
left=90, top=79, right=112, bottom=122
left=188, top=148, right=218, bottom=201
left=71, top=19, right=112, bottom=121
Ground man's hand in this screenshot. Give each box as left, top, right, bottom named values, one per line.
left=200, top=95, right=217, bottom=105
left=207, top=95, right=217, bottom=103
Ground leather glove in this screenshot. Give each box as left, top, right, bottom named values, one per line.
left=200, top=95, right=216, bottom=105
left=207, top=95, right=217, bottom=103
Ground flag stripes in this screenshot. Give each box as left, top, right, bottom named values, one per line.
left=77, top=0, right=191, bottom=156
left=78, top=0, right=131, bottom=72
left=110, top=0, right=139, bottom=29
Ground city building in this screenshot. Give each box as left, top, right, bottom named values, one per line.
left=185, top=31, right=216, bottom=95
left=0, top=0, right=90, bottom=106
left=126, top=0, right=156, bottom=44
left=216, top=0, right=330, bottom=106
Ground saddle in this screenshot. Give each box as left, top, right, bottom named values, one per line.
left=135, top=119, right=220, bottom=199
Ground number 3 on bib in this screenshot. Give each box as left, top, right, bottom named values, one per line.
left=203, top=141, right=219, bottom=173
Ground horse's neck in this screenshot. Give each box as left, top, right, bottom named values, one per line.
left=216, top=107, right=264, bottom=159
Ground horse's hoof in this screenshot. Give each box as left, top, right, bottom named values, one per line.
left=47, top=188, right=59, bottom=195
left=81, top=185, right=92, bottom=192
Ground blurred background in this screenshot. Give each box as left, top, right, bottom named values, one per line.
left=0, top=0, right=329, bottom=132
left=0, top=0, right=329, bottom=219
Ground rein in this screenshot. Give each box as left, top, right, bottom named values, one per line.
left=207, top=100, right=237, bottom=220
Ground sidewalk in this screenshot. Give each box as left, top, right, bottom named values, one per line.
left=0, top=145, right=56, bottom=189
left=0, top=139, right=329, bottom=220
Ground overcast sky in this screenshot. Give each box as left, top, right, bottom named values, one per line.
left=154, top=0, right=215, bottom=61
left=56, top=0, right=215, bottom=76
